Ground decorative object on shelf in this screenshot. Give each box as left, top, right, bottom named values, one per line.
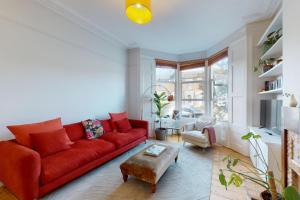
left=262, top=28, right=282, bottom=54
left=154, top=91, right=170, bottom=140
left=125, top=0, right=152, bottom=25
left=218, top=132, right=300, bottom=200
left=254, top=58, right=275, bottom=73
left=285, top=93, right=298, bottom=107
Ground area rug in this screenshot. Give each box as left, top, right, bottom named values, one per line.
left=0, top=140, right=213, bottom=200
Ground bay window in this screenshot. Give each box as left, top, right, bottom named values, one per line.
left=154, top=48, right=229, bottom=121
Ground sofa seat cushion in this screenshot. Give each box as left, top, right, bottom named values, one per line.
left=100, top=132, right=135, bottom=149
left=127, top=128, right=147, bottom=139
left=100, top=128, right=146, bottom=149
left=71, top=139, right=115, bottom=157
left=41, top=139, right=115, bottom=185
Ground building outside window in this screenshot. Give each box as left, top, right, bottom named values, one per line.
left=181, top=67, right=206, bottom=118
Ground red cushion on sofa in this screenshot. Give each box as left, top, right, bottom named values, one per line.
left=109, top=112, right=128, bottom=130
left=41, top=139, right=115, bottom=185
left=30, top=129, right=72, bottom=157
left=100, top=119, right=113, bottom=133
left=7, top=118, right=63, bottom=148
left=115, top=118, right=132, bottom=133
left=63, top=122, right=85, bottom=141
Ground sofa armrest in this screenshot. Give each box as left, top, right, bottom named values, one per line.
left=0, top=141, right=41, bottom=200
left=129, top=119, right=149, bottom=138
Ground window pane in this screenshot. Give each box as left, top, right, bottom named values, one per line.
left=181, top=101, right=205, bottom=118
left=212, top=86, right=228, bottom=121
left=181, top=68, right=205, bottom=82
left=156, top=68, right=176, bottom=117
left=156, top=68, right=176, bottom=82
left=182, top=83, right=205, bottom=100
left=211, top=57, right=229, bottom=121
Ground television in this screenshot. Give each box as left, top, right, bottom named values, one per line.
left=260, top=99, right=283, bottom=135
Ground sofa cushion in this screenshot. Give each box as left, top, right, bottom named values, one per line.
left=63, top=122, right=85, bottom=141
left=41, top=139, right=115, bottom=185
left=115, top=118, right=132, bottom=133
left=82, top=119, right=104, bottom=139
left=71, top=139, right=116, bottom=157
left=100, top=132, right=135, bottom=149
left=30, top=128, right=72, bottom=157
left=109, top=112, right=128, bottom=131
left=99, top=119, right=113, bottom=133
left=100, top=128, right=146, bottom=149
left=7, top=118, right=63, bottom=148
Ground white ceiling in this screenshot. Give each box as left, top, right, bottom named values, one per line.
left=47, top=0, right=280, bottom=54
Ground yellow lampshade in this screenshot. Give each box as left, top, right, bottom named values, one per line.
left=126, top=0, right=152, bottom=25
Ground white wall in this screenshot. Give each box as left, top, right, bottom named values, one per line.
left=0, top=0, right=127, bottom=140
left=283, top=0, right=300, bottom=104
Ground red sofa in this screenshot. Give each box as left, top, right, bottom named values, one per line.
left=0, top=119, right=148, bottom=200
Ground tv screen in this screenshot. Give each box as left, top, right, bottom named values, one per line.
left=260, top=100, right=283, bottom=134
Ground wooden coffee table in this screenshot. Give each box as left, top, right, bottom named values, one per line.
left=120, top=144, right=179, bottom=193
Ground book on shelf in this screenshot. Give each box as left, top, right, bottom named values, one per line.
left=144, top=145, right=166, bottom=157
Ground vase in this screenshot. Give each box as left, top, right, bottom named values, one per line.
left=260, top=190, right=282, bottom=200
left=290, top=94, right=298, bottom=107
left=155, top=128, right=167, bottom=141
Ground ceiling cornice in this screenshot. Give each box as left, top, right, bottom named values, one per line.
left=33, top=0, right=129, bottom=48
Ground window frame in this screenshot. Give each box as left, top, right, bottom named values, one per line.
left=154, top=48, right=229, bottom=122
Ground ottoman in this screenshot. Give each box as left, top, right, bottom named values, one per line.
left=120, top=144, right=179, bottom=193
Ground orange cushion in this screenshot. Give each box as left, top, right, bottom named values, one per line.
left=109, top=112, right=128, bottom=131
left=30, top=128, right=72, bottom=157
left=7, top=118, right=63, bottom=148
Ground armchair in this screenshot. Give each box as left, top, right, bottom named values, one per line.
left=182, top=117, right=216, bottom=148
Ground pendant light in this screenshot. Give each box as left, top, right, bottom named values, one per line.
left=126, top=0, right=152, bottom=25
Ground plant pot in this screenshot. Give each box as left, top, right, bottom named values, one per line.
left=260, top=190, right=282, bottom=200
left=155, top=128, right=167, bottom=141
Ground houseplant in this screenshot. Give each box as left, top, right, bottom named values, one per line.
left=153, top=91, right=169, bottom=140
left=262, top=28, right=282, bottom=54
left=219, top=132, right=300, bottom=200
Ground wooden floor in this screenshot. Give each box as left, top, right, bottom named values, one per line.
left=0, top=135, right=262, bottom=200
left=166, top=135, right=264, bottom=200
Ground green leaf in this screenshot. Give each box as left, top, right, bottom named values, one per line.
left=232, top=159, right=239, bottom=167
left=222, top=156, right=230, bottom=162
left=219, top=170, right=227, bottom=190
left=241, top=132, right=253, bottom=140
left=253, top=134, right=261, bottom=139
left=283, top=186, right=300, bottom=200
left=230, top=173, right=243, bottom=187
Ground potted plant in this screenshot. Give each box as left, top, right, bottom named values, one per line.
left=219, top=132, right=300, bottom=200
left=253, top=58, right=275, bottom=73
left=153, top=91, right=169, bottom=140
left=262, top=28, right=282, bottom=54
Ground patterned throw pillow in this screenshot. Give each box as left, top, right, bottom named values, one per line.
left=82, top=119, right=104, bottom=139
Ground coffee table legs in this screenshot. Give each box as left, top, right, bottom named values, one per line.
left=151, top=184, right=156, bottom=193
left=122, top=172, right=128, bottom=182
